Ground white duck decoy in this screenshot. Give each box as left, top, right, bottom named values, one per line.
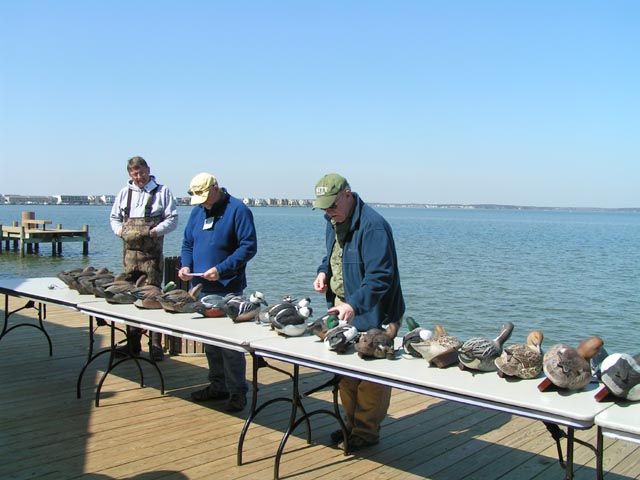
left=224, top=291, right=268, bottom=322
left=495, top=330, right=544, bottom=379
left=270, top=298, right=313, bottom=336
left=458, top=322, right=514, bottom=372
left=325, top=323, right=359, bottom=353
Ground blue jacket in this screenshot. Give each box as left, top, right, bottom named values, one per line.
left=318, top=193, right=405, bottom=331
left=181, top=189, right=257, bottom=295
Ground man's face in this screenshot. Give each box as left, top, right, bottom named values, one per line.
left=323, top=189, right=353, bottom=224
left=128, top=165, right=150, bottom=188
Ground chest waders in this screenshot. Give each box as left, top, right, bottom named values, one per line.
left=116, top=186, right=165, bottom=360
left=121, top=186, right=164, bottom=287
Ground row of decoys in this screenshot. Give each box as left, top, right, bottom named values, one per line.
left=57, top=267, right=639, bottom=402
left=401, top=317, right=640, bottom=402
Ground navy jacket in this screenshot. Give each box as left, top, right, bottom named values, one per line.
left=181, top=190, right=257, bottom=295
left=318, top=193, right=405, bottom=331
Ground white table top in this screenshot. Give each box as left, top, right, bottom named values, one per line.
left=79, top=301, right=278, bottom=352
left=0, top=276, right=101, bottom=309
left=251, top=334, right=612, bottom=428
left=595, top=401, right=640, bottom=443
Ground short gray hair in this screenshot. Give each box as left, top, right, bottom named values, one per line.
left=127, top=156, right=148, bottom=171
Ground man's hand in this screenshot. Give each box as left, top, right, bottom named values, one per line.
left=328, top=303, right=355, bottom=322
left=203, top=267, right=220, bottom=282
left=313, top=272, right=328, bottom=293
left=177, top=267, right=192, bottom=282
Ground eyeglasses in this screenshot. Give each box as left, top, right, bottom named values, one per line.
left=188, top=186, right=211, bottom=196
left=322, top=191, right=342, bottom=210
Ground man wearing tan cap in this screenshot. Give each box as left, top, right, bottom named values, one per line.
left=313, top=173, right=405, bottom=451
left=179, top=172, right=257, bottom=412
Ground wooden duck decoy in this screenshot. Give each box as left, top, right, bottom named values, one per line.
left=92, top=273, right=127, bottom=298
left=132, top=281, right=176, bottom=309
left=270, top=298, right=312, bottom=336
left=104, top=275, right=147, bottom=304
left=411, top=324, right=462, bottom=368
left=157, top=283, right=204, bottom=313
left=458, top=322, right=514, bottom=372
left=325, top=323, right=359, bottom=354
left=538, top=336, right=604, bottom=391
left=356, top=324, right=398, bottom=360
left=259, top=296, right=297, bottom=326
left=495, top=330, right=544, bottom=379
left=402, top=316, right=433, bottom=358
left=59, top=266, right=97, bottom=290
left=594, top=352, right=640, bottom=401
left=76, top=268, right=112, bottom=295
left=307, top=313, right=340, bottom=340
left=56, top=267, right=85, bottom=287
left=224, top=291, right=268, bottom=323
left=198, top=293, right=234, bottom=318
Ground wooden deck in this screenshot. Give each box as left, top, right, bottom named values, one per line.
left=1, top=299, right=638, bottom=480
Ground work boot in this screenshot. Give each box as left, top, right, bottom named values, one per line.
left=225, top=393, right=247, bottom=412
left=150, top=331, right=164, bottom=361
left=114, top=326, right=142, bottom=357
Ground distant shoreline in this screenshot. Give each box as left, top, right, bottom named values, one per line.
left=0, top=202, right=638, bottom=212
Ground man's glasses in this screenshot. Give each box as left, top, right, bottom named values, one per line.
left=322, top=191, right=342, bottom=210
left=188, top=187, right=210, bottom=196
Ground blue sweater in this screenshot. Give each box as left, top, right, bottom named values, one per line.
left=318, top=193, right=405, bottom=331
left=181, top=190, right=257, bottom=295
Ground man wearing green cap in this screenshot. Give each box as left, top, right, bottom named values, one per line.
left=313, top=173, right=405, bottom=451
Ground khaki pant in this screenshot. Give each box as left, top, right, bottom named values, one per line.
left=335, top=297, right=392, bottom=443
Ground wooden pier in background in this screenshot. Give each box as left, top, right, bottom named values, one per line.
left=0, top=211, right=90, bottom=256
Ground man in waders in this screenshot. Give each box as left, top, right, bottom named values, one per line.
left=109, top=156, right=178, bottom=360
left=312, top=173, right=404, bottom=452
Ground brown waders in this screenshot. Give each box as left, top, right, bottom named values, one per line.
left=119, top=200, right=165, bottom=359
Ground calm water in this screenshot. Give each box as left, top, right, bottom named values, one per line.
left=1, top=205, right=639, bottom=353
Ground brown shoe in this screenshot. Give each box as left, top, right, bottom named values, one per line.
left=330, top=429, right=349, bottom=444
left=225, top=393, right=246, bottom=412
left=347, top=434, right=379, bottom=452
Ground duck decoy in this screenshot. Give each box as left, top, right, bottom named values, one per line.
left=198, top=293, right=234, bottom=318
left=92, top=273, right=127, bottom=298
left=307, top=313, right=340, bottom=340
left=224, top=291, right=268, bottom=323
left=538, top=336, right=604, bottom=391
left=458, top=322, right=514, bottom=372
left=58, top=266, right=97, bottom=290
left=132, top=281, right=176, bottom=309
left=104, top=275, right=148, bottom=304
left=325, top=323, right=359, bottom=354
left=76, top=269, right=113, bottom=295
left=56, top=267, right=85, bottom=287
left=495, top=330, right=544, bottom=379
left=258, top=296, right=297, bottom=326
left=411, top=324, right=462, bottom=368
left=270, top=298, right=313, bottom=336
left=157, top=283, right=204, bottom=313
left=356, top=326, right=396, bottom=360
left=402, top=316, right=433, bottom=358
left=594, top=352, right=640, bottom=401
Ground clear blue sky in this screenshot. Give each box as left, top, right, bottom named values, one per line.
left=1, top=1, right=638, bottom=207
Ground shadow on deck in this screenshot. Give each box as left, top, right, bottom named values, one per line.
left=0, top=301, right=638, bottom=480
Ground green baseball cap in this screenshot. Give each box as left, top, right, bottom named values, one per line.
left=312, top=173, right=350, bottom=209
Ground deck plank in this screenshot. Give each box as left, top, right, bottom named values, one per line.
left=0, top=300, right=638, bottom=479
